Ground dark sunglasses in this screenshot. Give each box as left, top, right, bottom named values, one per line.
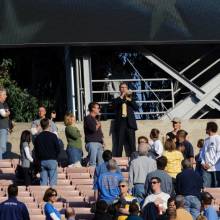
left=51, top=193, right=57, bottom=197
left=118, top=185, right=126, bottom=188
left=151, top=181, right=159, bottom=184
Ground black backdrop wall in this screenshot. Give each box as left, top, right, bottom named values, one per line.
left=0, top=0, right=220, bottom=46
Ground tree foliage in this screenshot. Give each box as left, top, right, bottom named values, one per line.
left=0, top=58, right=38, bottom=122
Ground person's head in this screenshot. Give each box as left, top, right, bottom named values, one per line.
left=119, top=82, right=128, bottom=94
left=164, top=139, right=176, bottom=152
left=64, top=112, right=75, bottom=126
left=65, top=207, right=76, bottom=219
left=20, top=130, right=31, bottom=144
left=181, top=159, right=192, bottom=170
left=0, top=87, right=7, bottom=103
left=106, top=159, right=117, bottom=172
left=171, top=117, right=181, bottom=131
left=166, top=132, right=176, bottom=141
left=201, top=192, right=214, bottom=206
left=8, top=184, right=18, bottom=198
left=118, top=180, right=129, bottom=195
left=138, top=136, right=148, bottom=145
left=206, top=121, right=218, bottom=136
left=129, top=203, right=140, bottom=216
left=138, top=143, right=149, bottom=156
left=102, top=150, right=113, bottom=162
left=40, top=118, right=50, bottom=130
left=43, top=188, right=58, bottom=203
left=197, top=139, right=204, bottom=149
left=175, top=195, right=185, bottom=208
left=150, top=177, right=161, bottom=193
left=156, top=156, right=168, bottom=170
left=150, top=128, right=160, bottom=140
left=95, top=200, right=109, bottom=213
left=176, top=130, right=188, bottom=143
left=196, top=215, right=207, bottom=220
left=38, top=106, right=46, bottom=119
left=88, top=102, right=100, bottom=115
left=167, top=197, right=176, bottom=210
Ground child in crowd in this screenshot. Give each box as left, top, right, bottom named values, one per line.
left=176, top=130, right=194, bottom=163
left=163, top=139, right=184, bottom=179
left=149, top=128, right=164, bottom=158
left=195, top=139, right=204, bottom=176
left=127, top=203, right=143, bottom=220
left=65, top=207, right=76, bottom=220
left=201, top=192, right=218, bottom=220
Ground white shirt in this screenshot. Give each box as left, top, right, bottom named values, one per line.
left=149, top=139, right=164, bottom=158
left=201, top=134, right=220, bottom=172
left=142, top=191, right=170, bottom=210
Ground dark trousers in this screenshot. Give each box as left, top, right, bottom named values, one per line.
left=115, top=119, right=136, bottom=157
left=23, top=167, right=32, bottom=186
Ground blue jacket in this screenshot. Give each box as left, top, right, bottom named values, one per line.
left=0, top=197, right=30, bottom=220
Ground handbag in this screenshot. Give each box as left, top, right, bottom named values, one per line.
left=15, top=157, right=24, bottom=179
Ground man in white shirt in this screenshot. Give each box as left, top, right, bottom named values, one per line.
left=201, top=121, right=220, bottom=187
left=142, top=177, right=170, bottom=212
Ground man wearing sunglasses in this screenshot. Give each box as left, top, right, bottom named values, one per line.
left=142, top=177, right=170, bottom=213
left=114, top=180, right=139, bottom=220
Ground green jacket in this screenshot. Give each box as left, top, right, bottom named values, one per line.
left=65, top=125, right=82, bottom=149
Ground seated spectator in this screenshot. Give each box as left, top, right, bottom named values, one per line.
left=127, top=203, right=143, bottom=220
left=34, top=118, right=60, bottom=186
left=31, top=106, right=58, bottom=139
left=95, top=159, right=124, bottom=204
left=176, top=130, right=194, bottom=163
left=114, top=180, right=138, bottom=220
left=200, top=121, right=220, bottom=187
left=43, top=188, right=61, bottom=220
left=20, top=130, right=34, bottom=186
left=130, top=136, right=149, bottom=161
left=92, top=200, right=113, bottom=220
left=196, top=215, right=207, bottom=220
left=142, top=177, right=170, bottom=212
left=149, top=129, right=164, bottom=158
left=195, top=139, right=204, bottom=177
left=201, top=192, right=218, bottom=220
left=0, top=184, right=30, bottom=220
left=175, top=195, right=193, bottom=220
left=145, top=156, right=173, bottom=196
left=84, top=102, right=104, bottom=167
left=93, top=150, right=121, bottom=190
left=176, top=159, right=202, bottom=220
left=129, top=143, right=156, bottom=202
left=64, top=113, right=82, bottom=168
left=65, top=207, right=76, bottom=220
left=167, top=197, right=176, bottom=210
left=157, top=197, right=176, bottom=220
left=163, top=139, right=184, bottom=178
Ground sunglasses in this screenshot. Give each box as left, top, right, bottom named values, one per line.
left=51, top=193, right=57, bottom=197
left=151, top=181, right=159, bottom=184
left=118, top=185, right=126, bottom=188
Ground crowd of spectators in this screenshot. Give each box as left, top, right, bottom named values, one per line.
left=0, top=85, right=220, bottom=220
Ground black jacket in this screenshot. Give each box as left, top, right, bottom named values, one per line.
left=112, top=96, right=138, bottom=130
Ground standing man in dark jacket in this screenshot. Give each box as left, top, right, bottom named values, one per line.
left=113, top=82, right=138, bottom=157
left=176, top=159, right=203, bottom=220
left=0, top=184, right=30, bottom=220
left=34, top=118, right=60, bottom=186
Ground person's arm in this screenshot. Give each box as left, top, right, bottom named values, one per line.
left=126, top=98, right=139, bottom=111
left=94, top=190, right=99, bottom=201
left=128, top=162, right=134, bottom=190
left=0, top=109, right=10, bottom=117
left=54, top=136, right=61, bottom=157
left=144, top=175, right=150, bottom=196
left=24, top=146, right=34, bottom=162
left=22, top=204, right=30, bottom=220
left=112, top=96, right=124, bottom=106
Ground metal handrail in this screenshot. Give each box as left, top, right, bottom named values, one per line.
left=92, top=89, right=172, bottom=93
left=92, top=78, right=170, bottom=82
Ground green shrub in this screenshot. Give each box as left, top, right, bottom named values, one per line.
left=0, top=58, right=38, bottom=122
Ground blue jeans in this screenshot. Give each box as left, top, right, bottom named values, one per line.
left=40, top=160, right=57, bottom=186
left=202, top=169, right=220, bottom=187
left=85, top=142, right=103, bottom=166
left=133, top=183, right=145, bottom=204
left=66, top=146, right=82, bottom=165
left=184, top=195, right=201, bottom=220
left=0, top=129, right=8, bottom=159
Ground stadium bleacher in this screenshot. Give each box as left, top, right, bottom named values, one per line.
left=0, top=158, right=129, bottom=220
